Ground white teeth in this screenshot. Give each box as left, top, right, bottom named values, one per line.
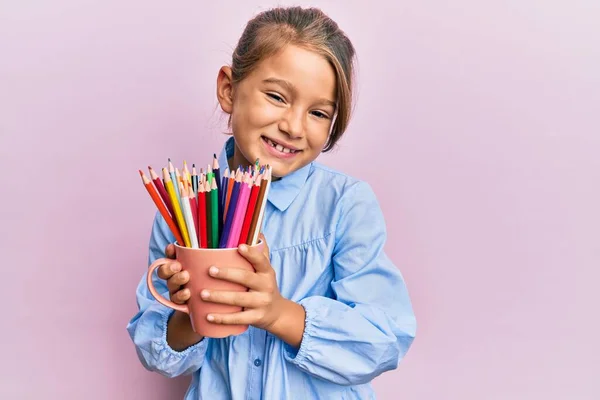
left=264, top=137, right=296, bottom=153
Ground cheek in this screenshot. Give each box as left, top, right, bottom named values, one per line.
left=232, top=95, right=279, bottom=132
left=308, top=122, right=331, bottom=148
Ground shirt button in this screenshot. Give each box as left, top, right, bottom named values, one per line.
left=253, top=358, right=262, bottom=367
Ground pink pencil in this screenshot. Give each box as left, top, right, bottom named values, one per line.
left=226, top=173, right=252, bottom=248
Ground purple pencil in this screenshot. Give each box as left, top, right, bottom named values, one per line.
left=226, top=173, right=252, bottom=248
left=219, top=171, right=241, bottom=248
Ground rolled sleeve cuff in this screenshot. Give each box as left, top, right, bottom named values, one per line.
left=282, top=298, right=318, bottom=366
left=135, top=304, right=208, bottom=377
left=154, top=308, right=207, bottom=357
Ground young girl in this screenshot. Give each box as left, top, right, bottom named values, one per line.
left=127, top=6, right=416, bottom=399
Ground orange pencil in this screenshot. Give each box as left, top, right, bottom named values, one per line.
left=224, top=169, right=236, bottom=219
left=139, top=170, right=184, bottom=246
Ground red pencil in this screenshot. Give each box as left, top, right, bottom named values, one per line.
left=238, top=174, right=262, bottom=245
left=149, top=166, right=174, bottom=217
left=139, top=170, right=184, bottom=245
left=197, top=180, right=208, bottom=248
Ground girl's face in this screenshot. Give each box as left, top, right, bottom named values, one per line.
left=217, top=45, right=337, bottom=178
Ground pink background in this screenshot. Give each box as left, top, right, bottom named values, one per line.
left=1, top=1, right=599, bottom=399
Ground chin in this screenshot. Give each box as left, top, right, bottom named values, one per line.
left=268, top=165, right=288, bottom=178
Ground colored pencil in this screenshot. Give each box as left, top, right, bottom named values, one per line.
left=163, top=168, right=191, bottom=247
left=197, top=181, right=207, bottom=248
left=227, top=173, right=252, bottom=248
left=191, top=164, right=198, bottom=197
left=139, top=170, right=185, bottom=246
left=205, top=178, right=214, bottom=248
left=221, top=168, right=230, bottom=222
left=180, top=183, right=199, bottom=249
left=238, top=174, right=262, bottom=245
left=183, top=160, right=190, bottom=186
left=189, top=189, right=199, bottom=246
left=206, top=165, right=214, bottom=191
left=224, top=169, right=236, bottom=220
left=168, top=159, right=182, bottom=208
left=247, top=167, right=269, bottom=245
left=219, top=172, right=242, bottom=248
left=176, top=168, right=183, bottom=189
left=210, top=176, right=219, bottom=248
left=249, top=166, right=271, bottom=245
left=148, top=166, right=174, bottom=218
left=212, top=154, right=222, bottom=236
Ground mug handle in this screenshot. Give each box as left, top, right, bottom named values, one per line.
left=147, top=257, right=189, bottom=314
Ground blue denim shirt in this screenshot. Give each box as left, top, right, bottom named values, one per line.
left=127, top=137, right=416, bottom=399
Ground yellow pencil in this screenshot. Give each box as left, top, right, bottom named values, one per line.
left=163, top=168, right=191, bottom=247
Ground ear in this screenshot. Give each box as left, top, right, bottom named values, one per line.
left=216, top=66, right=234, bottom=114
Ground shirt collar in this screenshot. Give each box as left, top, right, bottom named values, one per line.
left=217, top=136, right=311, bottom=212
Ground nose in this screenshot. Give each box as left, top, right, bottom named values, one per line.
left=278, top=107, right=304, bottom=139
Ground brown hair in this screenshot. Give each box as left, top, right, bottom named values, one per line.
left=230, top=6, right=356, bottom=152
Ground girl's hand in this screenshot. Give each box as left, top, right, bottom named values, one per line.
left=156, top=243, right=191, bottom=305
left=200, top=234, right=285, bottom=331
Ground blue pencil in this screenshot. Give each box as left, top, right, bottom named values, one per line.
left=168, top=158, right=182, bottom=209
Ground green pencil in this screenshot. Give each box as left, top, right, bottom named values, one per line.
left=210, top=176, right=219, bottom=247
left=205, top=179, right=213, bottom=248
left=206, top=165, right=214, bottom=192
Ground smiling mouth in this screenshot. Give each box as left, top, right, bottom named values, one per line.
left=261, top=136, right=300, bottom=154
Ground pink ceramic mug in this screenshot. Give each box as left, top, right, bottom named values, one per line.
left=146, top=241, right=263, bottom=338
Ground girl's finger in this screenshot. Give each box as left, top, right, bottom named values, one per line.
left=206, top=309, right=262, bottom=325
left=167, top=271, right=189, bottom=293
left=165, top=243, right=176, bottom=259
left=208, top=266, right=261, bottom=290
left=201, top=289, right=269, bottom=309
left=237, top=244, right=271, bottom=274
left=157, top=261, right=181, bottom=280
left=258, top=233, right=270, bottom=257
left=171, top=288, right=190, bottom=305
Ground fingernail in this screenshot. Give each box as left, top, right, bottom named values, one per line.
left=239, top=244, right=248, bottom=252
left=170, top=263, right=180, bottom=272
left=206, top=315, right=214, bottom=322
left=201, top=290, right=210, bottom=299
left=209, top=266, right=219, bottom=275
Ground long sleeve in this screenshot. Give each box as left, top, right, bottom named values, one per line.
left=283, top=181, right=417, bottom=386
left=126, top=212, right=208, bottom=378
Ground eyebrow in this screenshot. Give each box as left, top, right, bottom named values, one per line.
left=262, top=78, right=336, bottom=108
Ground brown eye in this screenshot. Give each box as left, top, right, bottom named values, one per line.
left=311, top=111, right=329, bottom=119
left=267, top=93, right=285, bottom=103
